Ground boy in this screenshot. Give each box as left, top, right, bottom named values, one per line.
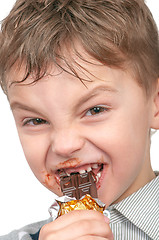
left=0, top=0, right=158, bottom=239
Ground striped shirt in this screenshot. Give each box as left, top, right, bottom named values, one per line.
left=107, top=175, right=159, bottom=240
left=0, top=175, right=158, bottom=240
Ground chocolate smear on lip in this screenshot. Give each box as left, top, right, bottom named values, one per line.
left=57, top=158, right=81, bottom=169
left=60, top=171, right=97, bottom=199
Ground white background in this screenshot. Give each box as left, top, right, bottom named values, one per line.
left=0, top=0, right=159, bottom=236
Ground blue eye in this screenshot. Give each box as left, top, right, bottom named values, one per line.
left=23, top=118, right=48, bottom=126
left=86, top=106, right=107, bottom=116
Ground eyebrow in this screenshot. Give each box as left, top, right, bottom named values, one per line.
left=73, top=84, right=118, bottom=109
left=10, top=102, right=42, bottom=115
left=10, top=85, right=118, bottom=113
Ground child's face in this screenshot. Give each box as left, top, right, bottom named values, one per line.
left=7, top=54, right=155, bottom=205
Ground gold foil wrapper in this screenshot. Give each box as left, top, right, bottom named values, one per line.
left=58, top=194, right=105, bottom=216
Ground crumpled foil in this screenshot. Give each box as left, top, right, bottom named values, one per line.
left=49, top=194, right=110, bottom=220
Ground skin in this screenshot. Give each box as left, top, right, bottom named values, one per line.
left=6, top=49, right=159, bottom=239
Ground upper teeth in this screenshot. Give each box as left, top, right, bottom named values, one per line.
left=87, top=167, right=92, bottom=172
left=78, top=163, right=101, bottom=174
left=75, top=164, right=103, bottom=183
left=59, top=163, right=103, bottom=183
left=79, top=165, right=102, bottom=183
left=79, top=169, right=86, bottom=174
left=92, top=164, right=99, bottom=169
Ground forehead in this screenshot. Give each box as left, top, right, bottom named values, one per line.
left=7, top=63, right=126, bottom=97
left=5, top=41, right=117, bottom=89
left=7, top=53, right=149, bottom=118
left=6, top=41, right=141, bottom=102
left=6, top=57, right=117, bottom=94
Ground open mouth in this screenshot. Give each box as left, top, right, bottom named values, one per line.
left=55, top=163, right=104, bottom=185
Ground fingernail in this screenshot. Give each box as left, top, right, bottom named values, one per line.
left=104, top=215, right=110, bottom=223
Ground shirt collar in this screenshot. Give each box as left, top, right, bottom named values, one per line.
left=110, top=176, right=159, bottom=239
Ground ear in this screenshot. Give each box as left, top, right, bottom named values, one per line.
left=151, top=78, right=159, bottom=130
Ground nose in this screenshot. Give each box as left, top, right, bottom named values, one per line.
left=51, top=128, right=84, bottom=157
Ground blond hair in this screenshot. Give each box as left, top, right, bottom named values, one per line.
left=0, top=0, right=159, bottom=95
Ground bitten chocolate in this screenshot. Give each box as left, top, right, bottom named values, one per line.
left=60, top=171, right=97, bottom=199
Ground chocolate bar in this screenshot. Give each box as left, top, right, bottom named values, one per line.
left=48, top=171, right=109, bottom=219
left=60, top=171, right=97, bottom=199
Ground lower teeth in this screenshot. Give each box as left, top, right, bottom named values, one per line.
left=96, top=171, right=102, bottom=183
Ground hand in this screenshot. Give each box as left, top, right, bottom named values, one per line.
left=39, top=210, right=114, bottom=240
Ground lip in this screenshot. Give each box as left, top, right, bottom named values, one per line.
left=55, top=156, right=108, bottom=172
left=58, top=163, right=100, bottom=175
left=54, top=160, right=109, bottom=189
left=55, top=158, right=82, bottom=170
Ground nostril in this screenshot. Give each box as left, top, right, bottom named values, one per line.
left=52, top=139, right=84, bottom=157
left=51, top=129, right=84, bottom=157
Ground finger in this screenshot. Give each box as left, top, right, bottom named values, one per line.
left=47, top=210, right=107, bottom=231
left=59, top=219, right=112, bottom=240
left=40, top=218, right=113, bottom=240
left=77, top=236, right=114, bottom=240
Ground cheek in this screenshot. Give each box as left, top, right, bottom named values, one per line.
left=90, top=113, right=149, bottom=170
left=41, top=171, right=62, bottom=194
left=18, top=134, right=60, bottom=191
left=19, top=135, right=46, bottom=169
left=96, top=126, right=149, bottom=203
